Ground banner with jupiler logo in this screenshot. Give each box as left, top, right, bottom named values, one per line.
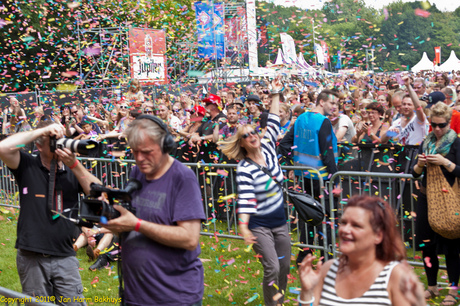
left=129, top=28, right=168, bottom=84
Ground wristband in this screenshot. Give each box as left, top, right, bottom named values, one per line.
left=238, top=222, right=248, bottom=225
left=69, top=160, right=79, bottom=170
left=134, top=219, right=142, bottom=232
left=298, top=295, right=314, bottom=305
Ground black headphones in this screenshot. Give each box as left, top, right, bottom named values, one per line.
left=136, top=114, right=177, bottom=154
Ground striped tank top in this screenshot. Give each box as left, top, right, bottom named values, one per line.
left=319, top=259, right=399, bottom=305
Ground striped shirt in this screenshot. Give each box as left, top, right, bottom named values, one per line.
left=236, top=113, right=285, bottom=229
left=319, top=259, right=399, bottom=305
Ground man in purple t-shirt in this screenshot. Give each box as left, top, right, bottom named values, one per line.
left=102, top=115, right=205, bottom=306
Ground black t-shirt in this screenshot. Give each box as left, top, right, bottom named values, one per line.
left=10, top=151, right=82, bottom=256
left=197, top=112, right=227, bottom=136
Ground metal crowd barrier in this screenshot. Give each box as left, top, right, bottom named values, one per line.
left=328, top=171, right=445, bottom=270
left=0, top=157, right=330, bottom=259
left=1, top=157, right=432, bottom=266
left=0, top=286, right=55, bottom=306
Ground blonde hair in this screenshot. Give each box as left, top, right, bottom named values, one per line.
left=430, top=101, right=452, bottom=122
left=219, top=124, right=258, bottom=161
left=280, top=103, right=290, bottom=114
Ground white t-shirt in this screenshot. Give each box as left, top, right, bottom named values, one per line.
left=390, top=115, right=427, bottom=145
left=169, top=115, right=183, bottom=131
left=332, top=114, right=356, bottom=143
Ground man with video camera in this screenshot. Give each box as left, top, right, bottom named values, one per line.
left=101, top=115, right=205, bottom=306
left=0, top=120, right=102, bottom=305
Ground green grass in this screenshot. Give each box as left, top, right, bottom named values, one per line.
left=0, top=208, right=457, bottom=305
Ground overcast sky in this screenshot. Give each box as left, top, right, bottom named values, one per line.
left=265, top=0, right=456, bottom=12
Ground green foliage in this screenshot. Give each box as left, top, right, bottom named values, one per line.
left=255, top=0, right=460, bottom=72
left=1, top=0, right=460, bottom=92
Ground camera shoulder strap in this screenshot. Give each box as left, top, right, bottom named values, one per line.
left=48, top=158, right=63, bottom=215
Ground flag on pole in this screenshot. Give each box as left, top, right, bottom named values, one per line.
left=195, top=2, right=224, bottom=60
left=434, top=46, right=441, bottom=65
left=335, top=50, right=342, bottom=69
left=315, top=43, right=324, bottom=65
left=280, top=33, right=297, bottom=64
left=321, top=41, right=330, bottom=69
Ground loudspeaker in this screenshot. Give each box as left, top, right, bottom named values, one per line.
left=136, top=114, right=177, bottom=154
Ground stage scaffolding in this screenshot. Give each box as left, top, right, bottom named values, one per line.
left=35, top=23, right=130, bottom=91
left=35, top=1, right=250, bottom=95
left=170, top=1, right=249, bottom=89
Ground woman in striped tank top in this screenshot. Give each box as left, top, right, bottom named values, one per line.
left=296, top=195, right=426, bottom=306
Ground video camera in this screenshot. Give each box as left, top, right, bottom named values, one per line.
left=79, top=179, right=142, bottom=223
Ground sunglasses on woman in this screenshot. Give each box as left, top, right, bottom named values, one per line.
left=431, top=122, right=449, bottom=129
left=119, top=105, right=129, bottom=109
left=242, top=130, right=257, bottom=139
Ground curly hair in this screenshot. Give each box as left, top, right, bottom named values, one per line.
left=430, top=101, right=452, bottom=122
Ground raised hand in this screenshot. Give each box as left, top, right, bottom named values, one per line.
left=298, top=254, right=323, bottom=292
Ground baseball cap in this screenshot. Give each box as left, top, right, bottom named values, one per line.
left=192, top=105, right=206, bottom=117
left=202, top=93, right=221, bottom=105
left=425, top=91, right=446, bottom=108
left=247, top=94, right=261, bottom=103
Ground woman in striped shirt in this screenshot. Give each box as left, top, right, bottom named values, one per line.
left=296, top=195, right=426, bottom=306
left=220, top=78, right=290, bottom=306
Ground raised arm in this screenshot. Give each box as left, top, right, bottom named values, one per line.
left=269, top=77, right=283, bottom=116
left=0, top=123, right=63, bottom=170
left=404, top=77, right=425, bottom=123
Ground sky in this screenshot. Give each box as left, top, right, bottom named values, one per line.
left=265, top=0, right=457, bottom=12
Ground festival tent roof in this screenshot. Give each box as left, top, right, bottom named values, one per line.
left=297, top=53, right=316, bottom=74
left=411, top=52, right=434, bottom=72
left=438, top=50, right=460, bottom=72
left=273, top=48, right=287, bottom=66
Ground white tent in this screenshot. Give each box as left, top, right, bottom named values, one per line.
left=272, top=48, right=287, bottom=66
left=411, top=52, right=434, bottom=72
left=297, top=53, right=316, bottom=74
left=438, top=50, right=460, bottom=72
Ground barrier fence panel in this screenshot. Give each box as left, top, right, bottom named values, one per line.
left=0, top=157, right=330, bottom=259
left=2, top=157, right=437, bottom=267
left=328, top=171, right=445, bottom=270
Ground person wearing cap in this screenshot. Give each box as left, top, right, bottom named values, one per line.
left=246, top=94, right=268, bottom=131
left=188, top=94, right=226, bottom=157
left=175, top=105, right=206, bottom=163
left=381, top=77, right=427, bottom=145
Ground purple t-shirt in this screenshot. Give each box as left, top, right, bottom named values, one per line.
left=122, top=160, right=205, bottom=305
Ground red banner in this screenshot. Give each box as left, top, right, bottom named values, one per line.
left=129, top=28, right=168, bottom=85
left=434, top=46, right=441, bottom=65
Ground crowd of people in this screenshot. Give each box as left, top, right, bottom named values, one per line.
left=1, top=70, right=460, bottom=305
